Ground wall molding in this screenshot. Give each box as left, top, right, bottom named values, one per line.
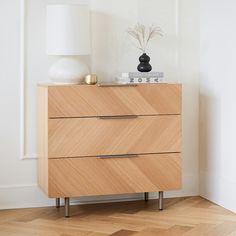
left=19, top=0, right=25, bottom=159
left=20, top=0, right=38, bottom=160
left=175, top=0, right=180, bottom=82
left=20, top=0, right=181, bottom=160
left=20, top=0, right=28, bottom=160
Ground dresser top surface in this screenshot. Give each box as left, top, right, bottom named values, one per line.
left=37, top=83, right=181, bottom=88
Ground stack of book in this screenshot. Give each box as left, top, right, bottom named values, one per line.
left=116, top=72, right=164, bottom=84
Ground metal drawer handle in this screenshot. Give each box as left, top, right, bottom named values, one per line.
left=97, top=154, right=139, bottom=159
left=97, top=83, right=137, bottom=87
left=98, top=115, right=138, bottom=120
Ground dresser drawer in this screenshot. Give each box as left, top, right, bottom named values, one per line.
left=47, top=84, right=181, bottom=118
left=48, top=153, right=181, bottom=197
left=48, top=115, right=181, bottom=158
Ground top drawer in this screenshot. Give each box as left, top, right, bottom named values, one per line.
left=45, top=84, right=181, bottom=118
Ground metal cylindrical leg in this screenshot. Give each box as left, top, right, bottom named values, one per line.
left=56, top=198, right=60, bottom=208
left=159, top=191, right=164, bottom=210
left=64, top=197, right=70, bottom=218
left=144, top=192, right=149, bottom=202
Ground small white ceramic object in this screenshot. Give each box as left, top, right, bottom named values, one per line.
left=49, top=57, right=89, bottom=84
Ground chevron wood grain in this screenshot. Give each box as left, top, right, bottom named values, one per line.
left=48, top=153, right=181, bottom=197
left=1, top=197, right=236, bottom=236
left=48, top=115, right=181, bottom=158
left=43, top=84, right=182, bottom=118
left=37, top=84, right=182, bottom=217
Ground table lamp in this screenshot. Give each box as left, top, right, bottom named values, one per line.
left=47, top=4, right=90, bottom=84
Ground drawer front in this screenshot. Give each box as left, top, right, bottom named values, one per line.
left=48, top=153, right=181, bottom=197
left=48, top=115, right=181, bottom=158
left=48, top=84, right=181, bottom=118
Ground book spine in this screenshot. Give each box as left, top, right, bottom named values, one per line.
left=122, top=72, right=164, bottom=78
left=118, top=77, right=164, bottom=83
left=130, top=72, right=164, bottom=76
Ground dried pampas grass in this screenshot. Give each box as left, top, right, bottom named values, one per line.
left=127, top=23, right=163, bottom=53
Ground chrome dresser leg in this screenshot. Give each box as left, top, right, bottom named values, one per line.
left=159, top=191, right=164, bottom=210
left=64, top=197, right=70, bottom=217
left=56, top=198, right=60, bottom=208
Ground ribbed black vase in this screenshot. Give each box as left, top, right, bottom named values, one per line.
left=137, top=53, right=152, bottom=72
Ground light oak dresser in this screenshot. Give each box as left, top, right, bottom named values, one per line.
left=38, top=83, right=182, bottom=217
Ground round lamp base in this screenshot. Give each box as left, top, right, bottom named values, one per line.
left=49, top=57, right=89, bottom=84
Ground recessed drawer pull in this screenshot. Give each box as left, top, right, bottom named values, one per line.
left=97, top=154, right=139, bottom=159
left=98, top=115, right=138, bottom=120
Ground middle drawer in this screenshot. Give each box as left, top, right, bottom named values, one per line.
left=48, top=115, right=181, bottom=158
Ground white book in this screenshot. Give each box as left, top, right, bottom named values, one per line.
left=122, top=72, right=164, bottom=78
left=116, top=76, right=165, bottom=84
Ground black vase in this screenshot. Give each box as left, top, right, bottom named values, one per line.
left=137, top=53, right=152, bottom=72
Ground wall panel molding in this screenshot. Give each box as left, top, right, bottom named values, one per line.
left=20, top=0, right=25, bottom=159
left=20, top=0, right=34, bottom=160
left=20, top=0, right=181, bottom=160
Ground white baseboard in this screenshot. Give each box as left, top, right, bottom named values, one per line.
left=0, top=174, right=198, bottom=210
left=200, top=171, right=236, bottom=213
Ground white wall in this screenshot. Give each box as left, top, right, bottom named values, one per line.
left=0, top=0, right=199, bottom=209
left=200, top=0, right=236, bottom=212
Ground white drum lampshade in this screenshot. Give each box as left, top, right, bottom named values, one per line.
left=47, top=4, right=91, bottom=84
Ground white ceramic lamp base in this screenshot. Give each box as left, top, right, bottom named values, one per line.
left=49, top=57, right=89, bottom=84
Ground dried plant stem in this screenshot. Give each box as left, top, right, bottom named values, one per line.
left=127, top=23, right=163, bottom=53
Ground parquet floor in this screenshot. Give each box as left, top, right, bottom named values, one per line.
left=0, top=196, right=236, bottom=236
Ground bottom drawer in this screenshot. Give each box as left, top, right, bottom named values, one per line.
left=48, top=153, right=181, bottom=197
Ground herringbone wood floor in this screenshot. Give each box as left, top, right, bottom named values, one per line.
left=0, top=197, right=236, bottom=236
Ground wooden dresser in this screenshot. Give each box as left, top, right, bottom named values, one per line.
left=38, top=83, right=182, bottom=217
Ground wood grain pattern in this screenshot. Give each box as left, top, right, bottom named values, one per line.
left=2, top=197, right=236, bottom=236
left=46, top=84, right=182, bottom=118
left=48, top=115, right=181, bottom=158
left=48, top=153, right=181, bottom=197
left=37, top=86, right=48, bottom=194
left=37, top=83, right=182, bottom=204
